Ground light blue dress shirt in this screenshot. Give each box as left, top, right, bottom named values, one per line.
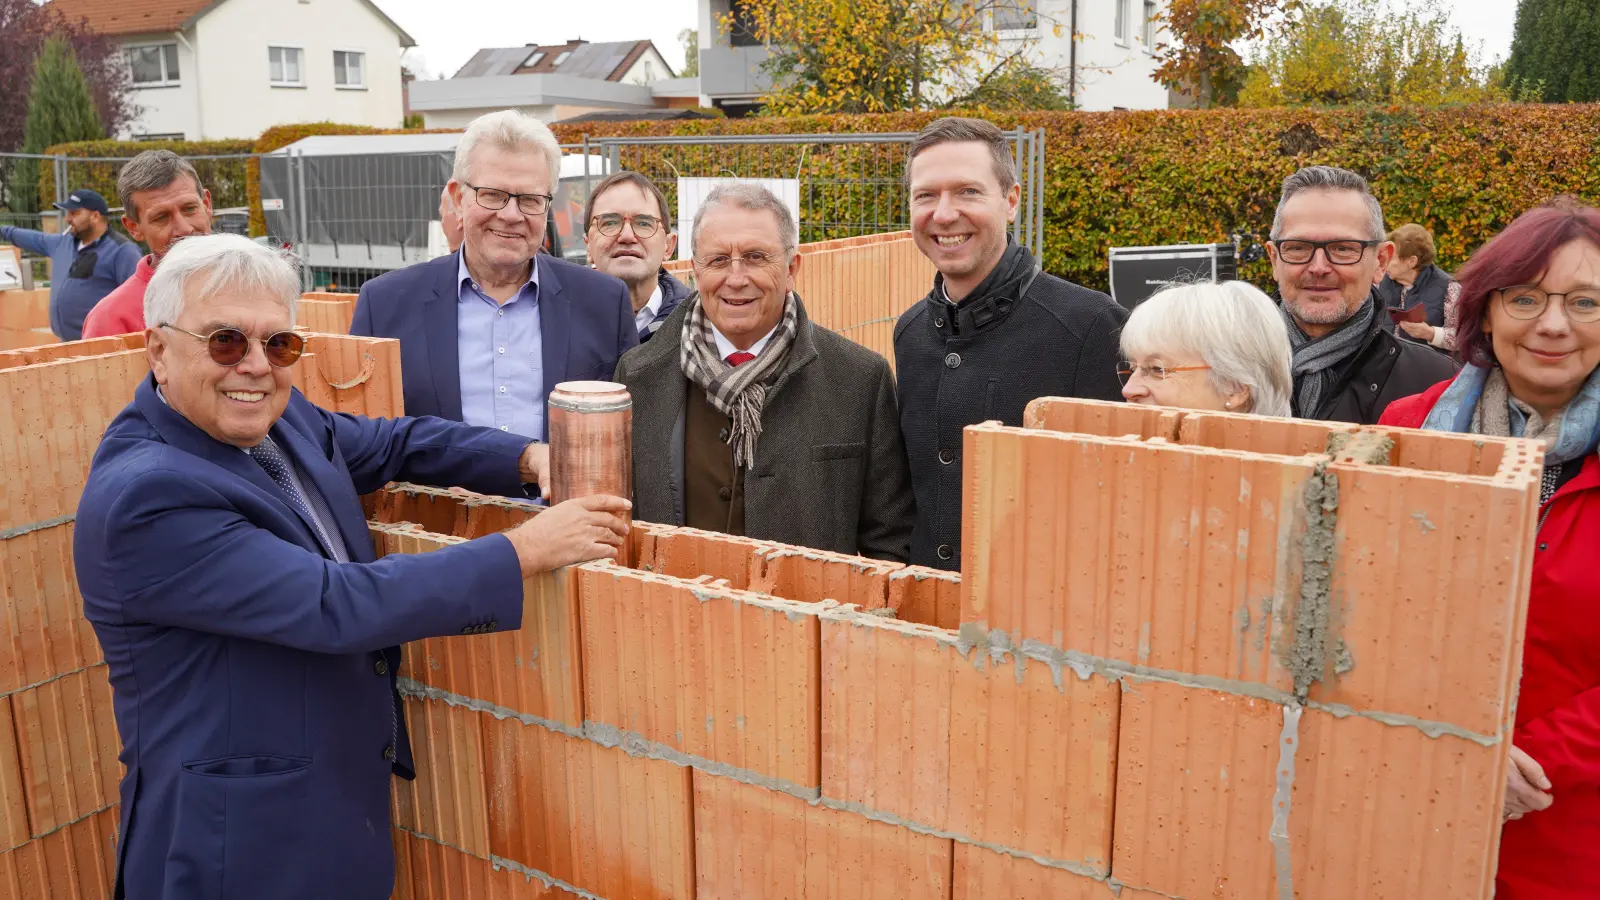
left=457, top=252, right=545, bottom=440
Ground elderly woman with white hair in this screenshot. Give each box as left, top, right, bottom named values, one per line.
left=1118, top=280, right=1295, bottom=417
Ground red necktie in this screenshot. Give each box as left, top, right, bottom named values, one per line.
left=726, top=351, right=756, bottom=367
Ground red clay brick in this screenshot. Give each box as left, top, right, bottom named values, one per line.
left=820, top=608, right=954, bottom=831
left=1112, top=678, right=1502, bottom=900
left=0, top=521, right=100, bottom=695
left=1360, top=424, right=1538, bottom=478
left=296, top=334, right=404, bottom=418
left=296, top=296, right=356, bottom=335
left=392, top=828, right=583, bottom=900
left=1022, top=396, right=1181, bottom=441
left=750, top=547, right=903, bottom=609
left=578, top=564, right=821, bottom=789
left=950, top=843, right=1107, bottom=900
left=644, top=527, right=775, bottom=590
left=693, top=771, right=952, bottom=900
left=1176, top=408, right=1357, bottom=456
left=392, top=694, right=490, bottom=860
left=0, top=806, right=117, bottom=900
left=482, top=715, right=694, bottom=900
left=11, top=666, right=120, bottom=838
left=0, top=697, right=28, bottom=852
left=886, top=566, right=961, bottom=630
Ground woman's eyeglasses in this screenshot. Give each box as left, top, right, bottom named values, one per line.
left=1117, top=362, right=1211, bottom=386
left=1498, top=285, right=1600, bottom=323
left=160, top=324, right=306, bottom=368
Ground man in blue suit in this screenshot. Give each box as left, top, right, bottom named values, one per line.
left=352, top=110, right=638, bottom=441
left=72, top=233, right=632, bottom=899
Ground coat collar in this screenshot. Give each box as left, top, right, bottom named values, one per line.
left=630, top=290, right=820, bottom=385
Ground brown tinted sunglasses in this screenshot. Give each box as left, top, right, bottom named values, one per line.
left=160, top=324, right=305, bottom=368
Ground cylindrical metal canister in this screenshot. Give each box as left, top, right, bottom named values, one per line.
left=547, top=381, right=633, bottom=517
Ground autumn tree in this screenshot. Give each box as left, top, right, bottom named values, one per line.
left=727, top=0, right=1060, bottom=114
left=1238, top=0, right=1514, bottom=107
left=1154, top=0, right=1296, bottom=107
left=1504, top=0, right=1598, bottom=102
left=0, top=0, right=131, bottom=153
left=13, top=36, right=104, bottom=214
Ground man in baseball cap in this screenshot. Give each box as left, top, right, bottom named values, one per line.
left=0, top=188, right=141, bottom=341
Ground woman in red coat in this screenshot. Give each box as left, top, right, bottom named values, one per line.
left=1379, top=200, right=1600, bottom=899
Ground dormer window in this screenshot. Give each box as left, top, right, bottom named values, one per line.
left=553, top=51, right=571, bottom=67
left=525, top=50, right=546, bottom=67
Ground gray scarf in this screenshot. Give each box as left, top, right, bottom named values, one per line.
left=1281, top=296, right=1376, bottom=417
left=679, top=291, right=799, bottom=468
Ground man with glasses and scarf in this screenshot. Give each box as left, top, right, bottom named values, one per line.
left=583, top=171, right=690, bottom=343
left=74, top=233, right=631, bottom=899
left=613, top=182, right=913, bottom=561
left=352, top=109, right=636, bottom=446
left=1265, top=166, right=1455, bottom=424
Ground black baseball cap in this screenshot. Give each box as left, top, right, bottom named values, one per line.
left=54, top=189, right=110, bottom=215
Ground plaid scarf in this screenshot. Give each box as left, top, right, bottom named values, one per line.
left=679, top=290, right=799, bottom=468
left=1281, top=295, right=1376, bottom=417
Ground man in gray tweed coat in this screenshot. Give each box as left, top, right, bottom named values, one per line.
left=613, top=182, right=913, bottom=562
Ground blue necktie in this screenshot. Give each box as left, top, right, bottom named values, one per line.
left=248, top=436, right=338, bottom=559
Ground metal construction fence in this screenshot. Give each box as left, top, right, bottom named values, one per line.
left=0, top=128, right=1045, bottom=294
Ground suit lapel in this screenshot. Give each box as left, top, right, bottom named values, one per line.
left=538, top=258, right=570, bottom=440
left=424, top=252, right=464, bottom=422
left=271, top=416, right=367, bottom=561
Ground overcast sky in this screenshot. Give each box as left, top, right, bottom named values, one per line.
left=386, top=0, right=1518, bottom=82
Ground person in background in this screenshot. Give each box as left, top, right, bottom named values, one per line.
left=1378, top=200, right=1600, bottom=900
left=1119, top=280, right=1293, bottom=417
left=0, top=188, right=140, bottom=341
left=1379, top=222, right=1461, bottom=351
left=613, top=182, right=913, bottom=561
left=895, top=116, right=1126, bottom=571
left=439, top=184, right=463, bottom=254
left=82, top=150, right=214, bottom=338
left=584, top=171, right=689, bottom=343
left=1266, top=165, right=1455, bottom=424
left=351, top=109, right=637, bottom=443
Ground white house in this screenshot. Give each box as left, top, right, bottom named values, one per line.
left=698, top=0, right=1170, bottom=115
left=45, top=0, right=415, bottom=141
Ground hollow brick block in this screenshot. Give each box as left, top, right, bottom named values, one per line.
left=750, top=546, right=903, bottom=609
left=961, top=423, right=1311, bottom=688
left=693, top=771, right=953, bottom=900
left=0, top=335, right=142, bottom=370
left=392, top=693, right=491, bottom=860
left=482, top=715, right=694, bottom=900
left=0, top=697, right=28, bottom=853
left=391, top=827, right=583, bottom=900
left=0, top=805, right=118, bottom=900
left=296, top=297, right=356, bottom=335
left=885, top=566, right=962, bottom=630
left=1112, top=678, right=1502, bottom=900
left=297, top=334, right=404, bottom=418
left=950, top=843, right=1110, bottom=900
left=578, top=563, right=822, bottom=790
left=1023, top=396, right=1181, bottom=441
left=0, top=521, right=100, bottom=695
left=11, top=665, right=120, bottom=838
left=1176, top=408, right=1358, bottom=456
left=644, top=526, right=775, bottom=590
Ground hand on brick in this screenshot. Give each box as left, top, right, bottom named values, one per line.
left=518, top=442, right=551, bottom=497
left=503, top=494, right=631, bottom=575
left=1504, top=744, right=1553, bottom=820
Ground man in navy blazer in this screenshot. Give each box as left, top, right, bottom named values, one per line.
left=351, top=109, right=638, bottom=441
left=72, top=233, right=631, bottom=899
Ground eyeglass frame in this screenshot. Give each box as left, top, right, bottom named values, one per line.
left=463, top=182, right=554, bottom=217
left=1269, top=238, right=1383, bottom=267
left=588, top=212, right=664, bottom=239
left=1496, top=284, right=1600, bottom=323
left=159, top=323, right=306, bottom=368
left=1116, top=361, right=1212, bottom=386
left=692, top=249, right=785, bottom=271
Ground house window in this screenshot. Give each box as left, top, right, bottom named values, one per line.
left=269, top=46, right=305, bottom=86
left=992, top=0, right=1038, bottom=31
left=334, top=50, right=365, bottom=88
left=1142, top=0, right=1157, bottom=44
left=524, top=50, right=546, bottom=67
left=1114, top=0, right=1127, bottom=42
left=553, top=51, right=572, bottom=67
left=127, top=43, right=180, bottom=87
left=728, top=0, right=762, bottom=47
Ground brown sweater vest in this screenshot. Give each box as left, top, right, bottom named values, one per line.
left=683, top=381, right=745, bottom=535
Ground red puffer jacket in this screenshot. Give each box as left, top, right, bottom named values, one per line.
left=1381, top=380, right=1600, bottom=899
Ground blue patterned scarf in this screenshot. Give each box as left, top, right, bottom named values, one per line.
left=1419, top=363, right=1600, bottom=465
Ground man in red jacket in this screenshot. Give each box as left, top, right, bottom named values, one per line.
left=82, top=150, right=213, bottom=339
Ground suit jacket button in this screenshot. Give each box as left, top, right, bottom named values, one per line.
left=944, top=352, right=961, bottom=369
left=461, top=625, right=475, bottom=635
left=718, top=427, right=730, bottom=442
left=938, top=449, right=955, bottom=465
left=488, top=620, right=499, bottom=630
left=383, top=745, right=397, bottom=763
left=374, top=659, right=389, bottom=676
left=936, top=544, right=954, bottom=561
left=719, top=486, right=732, bottom=500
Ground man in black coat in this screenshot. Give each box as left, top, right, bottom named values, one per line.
left=1265, top=166, right=1456, bottom=424
left=894, top=117, right=1128, bottom=571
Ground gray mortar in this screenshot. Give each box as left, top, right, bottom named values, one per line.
left=1284, top=461, right=1339, bottom=700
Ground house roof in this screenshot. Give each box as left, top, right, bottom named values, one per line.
left=453, top=39, right=670, bottom=82
left=44, top=0, right=416, bottom=45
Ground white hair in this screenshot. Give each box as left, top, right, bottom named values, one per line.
left=144, top=233, right=299, bottom=330
left=451, top=109, right=561, bottom=190
left=691, top=181, right=798, bottom=256
left=1120, top=280, right=1294, bottom=418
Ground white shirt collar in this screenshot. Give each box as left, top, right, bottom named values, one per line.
left=633, top=284, right=663, bottom=333
left=710, top=321, right=775, bottom=362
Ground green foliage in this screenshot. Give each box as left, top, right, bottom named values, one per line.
left=679, top=28, right=700, bottom=78
left=39, top=139, right=255, bottom=217
left=953, top=64, right=1074, bottom=111
left=1239, top=0, right=1513, bottom=107
left=1505, top=0, right=1600, bottom=103
left=547, top=105, right=1600, bottom=292
left=403, top=113, right=425, bottom=129
left=16, top=36, right=102, bottom=213
left=1155, top=0, right=1295, bottom=107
